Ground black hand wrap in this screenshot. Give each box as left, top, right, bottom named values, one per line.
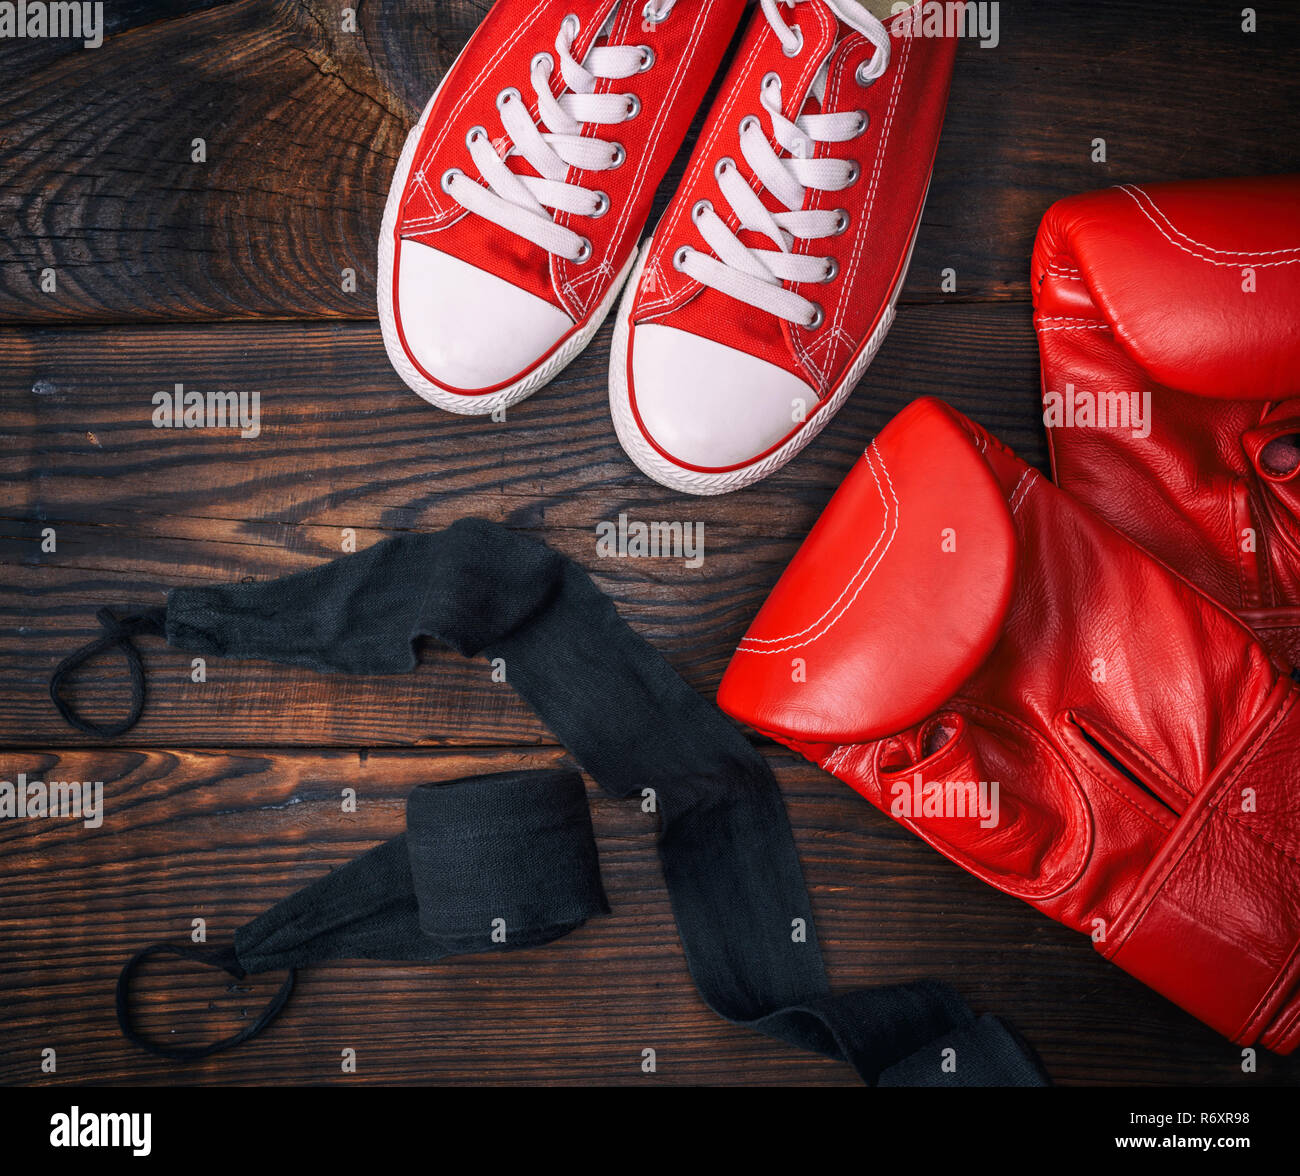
left=117, top=769, right=606, bottom=1058
left=70, top=521, right=1046, bottom=1085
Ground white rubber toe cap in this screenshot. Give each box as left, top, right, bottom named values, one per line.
left=395, top=241, right=573, bottom=392
left=629, top=324, right=814, bottom=469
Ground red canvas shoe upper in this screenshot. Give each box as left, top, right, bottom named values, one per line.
left=383, top=0, right=746, bottom=402
left=612, top=0, right=962, bottom=488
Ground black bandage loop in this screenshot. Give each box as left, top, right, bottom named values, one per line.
left=49, top=606, right=167, bottom=737
left=116, top=941, right=296, bottom=1061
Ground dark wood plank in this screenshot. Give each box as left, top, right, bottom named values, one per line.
left=2, top=747, right=1292, bottom=1085
left=1, top=0, right=1295, bottom=322
left=4, top=0, right=1298, bottom=1093
left=931, top=0, right=1300, bottom=303
left=0, top=1, right=227, bottom=75
left=0, top=304, right=1044, bottom=746
left=0, top=0, right=472, bottom=323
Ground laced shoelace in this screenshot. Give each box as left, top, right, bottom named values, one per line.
left=441, top=0, right=678, bottom=265
left=673, top=0, right=891, bottom=330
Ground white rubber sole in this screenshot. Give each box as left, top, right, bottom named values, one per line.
left=609, top=206, right=925, bottom=495
left=377, top=76, right=635, bottom=417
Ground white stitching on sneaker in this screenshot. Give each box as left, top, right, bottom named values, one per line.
left=636, top=27, right=770, bottom=317
left=790, top=23, right=848, bottom=391
left=401, top=9, right=551, bottom=232
left=556, top=0, right=708, bottom=318
left=442, top=3, right=678, bottom=263
left=674, top=0, right=890, bottom=328
left=826, top=11, right=907, bottom=352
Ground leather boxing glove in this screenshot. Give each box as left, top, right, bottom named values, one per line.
left=717, top=397, right=1300, bottom=1053
left=1032, top=176, right=1300, bottom=666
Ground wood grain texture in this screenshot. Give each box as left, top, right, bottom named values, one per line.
left=0, top=0, right=1296, bottom=322
left=0, top=305, right=1043, bottom=747
left=3, top=748, right=1294, bottom=1086
left=2, top=0, right=1298, bottom=1088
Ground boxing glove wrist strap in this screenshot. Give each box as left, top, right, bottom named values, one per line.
left=1103, top=682, right=1300, bottom=1053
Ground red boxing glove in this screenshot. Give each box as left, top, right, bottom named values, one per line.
left=718, top=397, right=1300, bottom=1053
left=1032, top=176, right=1300, bottom=666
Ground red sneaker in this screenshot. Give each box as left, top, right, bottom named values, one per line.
left=379, top=0, right=747, bottom=415
left=610, top=0, right=961, bottom=492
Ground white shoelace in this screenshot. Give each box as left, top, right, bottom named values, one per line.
left=675, top=0, right=891, bottom=329
left=441, top=1, right=678, bottom=264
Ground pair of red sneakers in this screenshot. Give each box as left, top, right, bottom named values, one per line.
left=379, top=0, right=961, bottom=494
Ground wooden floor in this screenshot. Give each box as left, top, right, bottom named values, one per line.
left=2, top=0, right=1298, bottom=1086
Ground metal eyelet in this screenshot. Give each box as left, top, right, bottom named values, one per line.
left=738, top=114, right=760, bottom=137
left=783, top=25, right=804, bottom=57
left=821, top=257, right=839, bottom=283
left=637, top=45, right=656, bottom=72
left=590, top=191, right=611, bottom=217
left=643, top=0, right=668, bottom=24
left=440, top=168, right=463, bottom=194
left=573, top=237, right=593, bottom=264
left=532, top=51, right=554, bottom=75
left=852, top=110, right=869, bottom=136
left=609, top=142, right=627, bottom=167
left=692, top=199, right=712, bottom=223
left=831, top=208, right=850, bottom=235
left=624, top=95, right=642, bottom=121
left=804, top=303, right=825, bottom=330
left=496, top=87, right=521, bottom=110
left=465, top=125, right=487, bottom=149
left=714, top=156, right=736, bottom=180
left=845, top=161, right=861, bottom=185
left=672, top=245, right=692, bottom=272
left=562, top=13, right=581, bottom=37
left=855, top=61, right=879, bottom=87
left=762, top=70, right=781, bottom=91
